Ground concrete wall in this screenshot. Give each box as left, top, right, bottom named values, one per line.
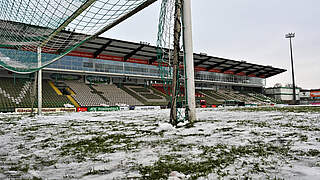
left=265, top=87, right=300, bottom=101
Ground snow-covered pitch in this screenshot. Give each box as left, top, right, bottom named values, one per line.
left=0, top=107, right=319, bottom=179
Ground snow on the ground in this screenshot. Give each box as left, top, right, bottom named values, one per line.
left=0, top=108, right=319, bottom=179
left=168, top=171, right=186, bottom=180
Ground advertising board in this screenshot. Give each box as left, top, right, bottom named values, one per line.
left=134, top=106, right=161, bottom=110
left=310, top=91, right=320, bottom=97
left=87, top=106, right=120, bottom=112
left=15, top=108, right=76, bottom=113
left=77, top=107, right=88, bottom=112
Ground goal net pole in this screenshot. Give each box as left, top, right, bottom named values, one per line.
left=37, top=47, right=42, bottom=115
left=182, top=0, right=196, bottom=123
left=170, top=0, right=182, bottom=125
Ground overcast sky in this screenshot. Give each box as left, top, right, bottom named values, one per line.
left=103, top=0, right=320, bottom=89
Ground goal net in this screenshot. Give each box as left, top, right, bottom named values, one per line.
left=157, top=0, right=187, bottom=124
left=0, top=0, right=156, bottom=73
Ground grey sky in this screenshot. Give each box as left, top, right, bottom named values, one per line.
left=103, top=0, right=320, bottom=89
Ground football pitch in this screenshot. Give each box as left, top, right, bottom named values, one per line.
left=0, top=106, right=319, bottom=179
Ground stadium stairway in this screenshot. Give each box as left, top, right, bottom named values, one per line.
left=49, top=81, right=63, bottom=95
left=42, top=80, right=74, bottom=108
left=49, top=81, right=79, bottom=107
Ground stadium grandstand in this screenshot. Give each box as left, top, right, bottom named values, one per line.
left=0, top=26, right=286, bottom=113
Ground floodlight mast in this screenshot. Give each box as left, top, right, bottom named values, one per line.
left=285, top=32, right=297, bottom=104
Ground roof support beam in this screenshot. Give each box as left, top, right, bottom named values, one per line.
left=103, top=49, right=136, bottom=55
left=265, top=72, right=279, bottom=78
left=194, top=57, right=212, bottom=66
left=86, top=41, right=157, bottom=54
left=93, top=40, right=112, bottom=58
left=233, top=65, right=255, bottom=74
left=245, top=67, right=264, bottom=76
left=256, top=69, right=275, bottom=77
left=221, top=62, right=243, bottom=73
left=124, top=44, right=144, bottom=61
left=206, top=60, right=228, bottom=71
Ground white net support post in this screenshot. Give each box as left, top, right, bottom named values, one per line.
left=37, top=47, right=42, bottom=115
left=183, top=0, right=196, bottom=123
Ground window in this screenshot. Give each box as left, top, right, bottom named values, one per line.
left=83, top=62, right=93, bottom=68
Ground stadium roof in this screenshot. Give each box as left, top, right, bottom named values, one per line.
left=72, top=36, right=286, bottom=79
left=0, top=20, right=286, bottom=78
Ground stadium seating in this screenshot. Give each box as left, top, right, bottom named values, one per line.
left=200, top=90, right=226, bottom=102
left=199, top=89, right=269, bottom=105
left=218, top=89, right=264, bottom=104
left=92, top=84, right=143, bottom=106
left=0, top=78, right=73, bottom=112
left=124, top=85, right=167, bottom=103
left=126, top=85, right=166, bottom=102
left=0, top=77, right=283, bottom=112
left=119, top=85, right=167, bottom=106
left=65, top=81, right=107, bottom=107
left=248, top=92, right=282, bottom=104
left=151, top=84, right=225, bottom=106
left=152, top=84, right=168, bottom=95
left=195, top=91, right=222, bottom=106
left=215, top=90, right=241, bottom=101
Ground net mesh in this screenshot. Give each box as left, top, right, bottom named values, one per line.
left=157, top=0, right=174, bottom=84
left=157, top=0, right=186, bottom=123
left=0, top=0, right=154, bottom=73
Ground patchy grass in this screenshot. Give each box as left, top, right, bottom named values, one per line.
left=138, top=142, right=293, bottom=179
left=0, top=109, right=319, bottom=179
left=22, top=126, right=39, bottom=132
left=231, top=106, right=320, bottom=113
left=61, top=134, right=133, bottom=157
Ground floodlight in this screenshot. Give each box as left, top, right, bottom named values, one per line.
left=285, top=33, right=295, bottom=38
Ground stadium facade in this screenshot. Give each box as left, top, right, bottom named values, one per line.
left=265, top=87, right=320, bottom=105
left=0, top=36, right=287, bottom=112
left=24, top=36, right=285, bottom=90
